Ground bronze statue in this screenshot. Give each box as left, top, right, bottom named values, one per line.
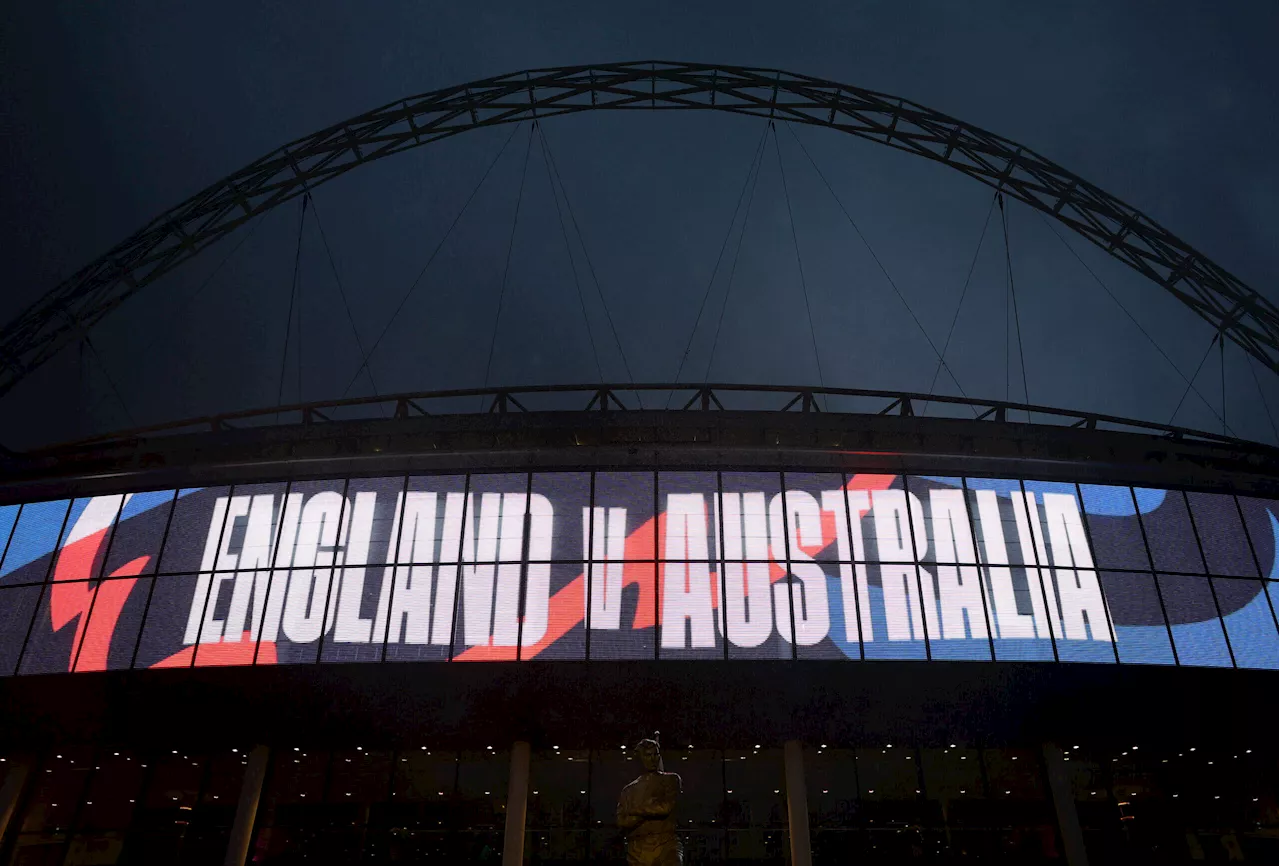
left=617, top=732, right=683, bottom=866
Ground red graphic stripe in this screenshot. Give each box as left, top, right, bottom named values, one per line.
left=153, top=635, right=279, bottom=668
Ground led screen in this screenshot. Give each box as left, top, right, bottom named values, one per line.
left=0, top=473, right=1273, bottom=673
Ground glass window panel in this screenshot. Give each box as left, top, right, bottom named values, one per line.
left=861, top=477, right=919, bottom=564
left=806, top=747, right=860, bottom=829
left=525, top=560, right=586, bottom=661
left=1137, top=489, right=1205, bottom=573
left=856, top=747, right=921, bottom=802
left=784, top=473, right=850, bottom=564
left=104, top=490, right=176, bottom=578
left=589, top=473, right=656, bottom=660
left=589, top=749, right=641, bottom=826
left=1099, top=572, right=1175, bottom=665
left=464, top=473, right=528, bottom=561
left=134, top=574, right=205, bottom=670
left=189, top=484, right=290, bottom=667
left=200, top=750, right=249, bottom=820
left=321, top=477, right=406, bottom=664
left=861, top=564, right=928, bottom=660
left=529, top=749, right=589, bottom=829
left=982, top=749, right=1046, bottom=801
left=906, top=477, right=977, bottom=565
left=1023, top=482, right=1094, bottom=570
left=456, top=749, right=507, bottom=829
left=75, top=576, right=152, bottom=673
left=1237, top=496, right=1278, bottom=581
left=1047, top=570, right=1117, bottom=664
left=1158, top=574, right=1233, bottom=667
left=19, top=748, right=95, bottom=833
left=396, top=475, right=468, bottom=564
left=667, top=748, right=722, bottom=828
left=918, top=560, right=993, bottom=661
left=79, top=750, right=145, bottom=831
left=50, top=496, right=125, bottom=587
left=1, top=498, right=71, bottom=586
left=1079, top=485, right=1150, bottom=570
left=967, top=480, right=1055, bottom=662
left=720, top=472, right=781, bottom=561
left=0, top=503, right=19, bottom=567
left=250, top=480, right=348, bottom=666
left=0, top=583, right=41, bottom=676
left=158, top=488, right=231, bottom=575
left=381, top=478, right=467, bottom=664
left=657, top=474, right=721, bottom=657
left=724, top=748, right=785, bottom=829
left=451, top=476, right=528, bottom=658
left=1213, top=578, right=1278, bottom=670
left=921, top=747, right=984, bottom=800
left=785, top=477, right=857, bottom=661
left=723, top=562, right=789, bottom=660
left=327, top=748, right=391, bottom=804
left=390, top=748, right=457, bottom=801
left=1188, top=492, right=1259, bottom=577
left=140, top=751, right=203, bottom=815
left=261, top=749, right=328, bottom=818
left=531, top=472, right=589, bottom=562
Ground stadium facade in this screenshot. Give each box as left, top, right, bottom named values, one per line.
left=0, top=61, right=1276, bottom=866
left=0, top=396, right=1274, bottom=865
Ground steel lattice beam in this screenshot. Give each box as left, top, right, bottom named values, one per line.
left=1, top=60, right=1275, bottom=397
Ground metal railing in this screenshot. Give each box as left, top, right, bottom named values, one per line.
left=42, top=382, right=1263, bottom=452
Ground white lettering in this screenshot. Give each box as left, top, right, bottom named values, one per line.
left=1042, top=493, right=1112, bottom=642
left=184, top=496, right=229, bottom=644
left=922, top=490, right=988, bottom=640
left=721, top=493, right=772, bottom=648
left=782, top=491, right=829, bottom=646
left=871, top=490, right=927, bottom=640
left=661, top=494, right=717, bottom=649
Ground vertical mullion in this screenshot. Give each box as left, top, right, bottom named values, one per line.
left=1129, top=487, right=1179, bottom=666
left=447, top=474, right=474, bottom=661
left=378, top=475, right=412, bottom=663
left=585, top=472, right=595, bottom=661
left=313, top=478, right=354, bottom=664
left=1181, top=490, right=1236, bottom=668
left=778, top=471, right=797, bottom=660
left=717, top=472, right=728, bottom=661
left=901, top=481, right=931, bottom=660
left=15, top=500, right=74, bottom=675
left=191, top=488, right=241, bottom=668
left=653, top=469, right=659, bottom=661
left=840, top=475, right=866, bottom=661
left=516, top=472, right=533, bottom=660
left=1233, top=496, right=1277, bottom=625
left=960, top=478, right=998, bottom=660
left=0, top=502, right=21, bottom=573
left=1018, top=481, right=1060, bottom=663
left=252, top=481, right=298, bottom=666
left=129, top=490, right=180, bottom=670
left=69, top=494, right=128, bottom=673
left=1071, top=484, right=1120, bottom=663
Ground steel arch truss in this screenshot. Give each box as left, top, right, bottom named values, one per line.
left=2, top=60, right=1275, bottom=398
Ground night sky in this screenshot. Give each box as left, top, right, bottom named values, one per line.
left=0, top=2, right=1275, bottom=450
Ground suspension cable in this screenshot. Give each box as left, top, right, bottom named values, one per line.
left=773, top=123, right=826, bottom=399
left=535, top=124, right=604, bottom=385
left=539, top=126, right=641, bottom=406
left=668, top=123, right=770, bottom=406
left=782, top=122, right=973, bottom=404
left=1168, top=330, right=1220, bottom=426
left=922, top=192, right=999, bottom=417
left=1000, top=195, right=1031, bottom=420
left=1246, top=351, right=1277, bottom=436
left=83, top=333, right=134, bottom=428
left=307, top=192, right=382, bottom=400
left=482, top=122, right=537, bottom=391
left=276, top=196, right=307, bottom=415
left=1035, top=210, right=1238, bottom=435
left=706, top=125, right=768, bottom=384
left=339, top=122, right=525, bottom=399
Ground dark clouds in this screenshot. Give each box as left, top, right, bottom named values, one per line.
left=0, top=1, right=1275, bottom=448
